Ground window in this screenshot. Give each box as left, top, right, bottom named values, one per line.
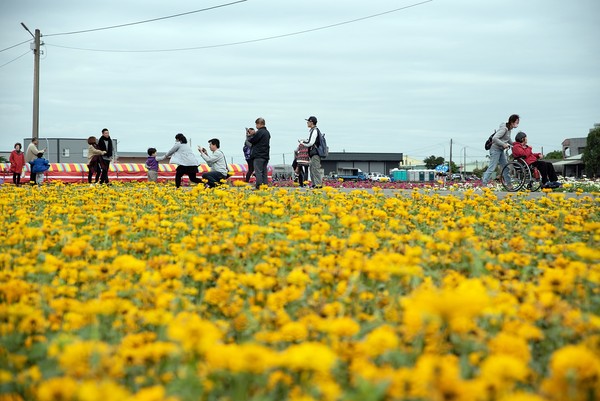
left=62, top=148, right=70, bottom=157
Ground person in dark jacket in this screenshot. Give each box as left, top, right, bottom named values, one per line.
left=247, top=117, right=271, bottom=189
left=96, top=128, right=114, bottom=184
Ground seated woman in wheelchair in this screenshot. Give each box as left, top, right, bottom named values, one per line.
left=512, top=131, right=561, bottom=189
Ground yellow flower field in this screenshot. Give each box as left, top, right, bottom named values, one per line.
left=1, top=183, right=599, bottom=401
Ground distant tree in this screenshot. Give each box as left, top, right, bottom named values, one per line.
left=424, top=155, right=445, bottom=169
left=449, top=161, right=459, bottom=174
left=472, top=167, right=486, bottom=178
left=545, top=150, right=563, bottom=159
left=583, top=126, right=600, bottom=178
left=0, top=156, right=7, bottom=163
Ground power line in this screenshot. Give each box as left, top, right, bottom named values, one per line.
left=0, top=38, right=31, bottom=53
left=43, top=0, right=248, bottom=37
left=44, top=0, right=433, bottom=53
left=0, top=50, right=30, bottom=69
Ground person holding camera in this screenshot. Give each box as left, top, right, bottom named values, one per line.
left=198, top=138, right=229, bottom=188
left=247, top=118, right=271, bottom=189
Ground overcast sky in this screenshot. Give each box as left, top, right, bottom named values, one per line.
left=1, top=0, right=599, bottom=165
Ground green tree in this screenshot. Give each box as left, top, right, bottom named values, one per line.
left=423, top=155, right=445, bottom=169
left=545, top=150, right=563, bottom=159
left=449, top=161, right=459, bottom=174
left=583, top=126, right=600, bottom=178
left=0, top=156, right=7, bottom=163
left=472, top=167, right=486, bottom=178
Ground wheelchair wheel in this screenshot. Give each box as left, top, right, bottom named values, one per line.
left=524, top=167, right=542, bottom=192
left=501, top=162, right=526, bottom=192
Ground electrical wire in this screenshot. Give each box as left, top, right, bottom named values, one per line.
left=43, top=0, right=247, bottom=37
left=0, top=38, right=31, bottom=53
left=0, top=50, right=30, bottom=69
left=44, top=0, right=433, bottom=53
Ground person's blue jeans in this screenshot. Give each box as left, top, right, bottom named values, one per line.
left=482, top=147, right=509, bottom=185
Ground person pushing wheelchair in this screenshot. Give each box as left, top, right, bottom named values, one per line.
left=512, top=131, right=561, bottom=189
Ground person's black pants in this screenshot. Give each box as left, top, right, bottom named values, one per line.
left=29, top=170, right=36, bottom=184
left=245, top=158, right=254, bottom=182
left=12, top=173, right=21, bottom=185
left=531, top=160, right=558, bottom=183
left=175, top=165, right=202, bottom=188
left=88, top=166, right=101, bottom=183
left=202, top=171, right=228, bottom=188
left=297, top=164, right=309, bottom=186
left=253, top=158, right=269, bottom=188
left=99, top=161, right=111, bottom=184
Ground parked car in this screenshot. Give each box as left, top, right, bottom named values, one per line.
left=370, top=172, right=390, bottom=182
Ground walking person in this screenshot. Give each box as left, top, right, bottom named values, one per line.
left=482, top=114, right=520, bottom=186
left=247, top=118, right=271, bottom=189
left=157, top=133, right=202, bottom=188
left=198, top=138, right=229, bottom=188
left=96, top=128, right=114, bottom=185
left=512, top=131, right=561, bottom=189
left=299, top=116, right=323, bottom=188
left=87, top=136, right=106, bottom=184
left=25, top=138, right=45, bottom=184
left=244, top=128, right=255, bottom=182
left=9, top=143, right=26, bottom=186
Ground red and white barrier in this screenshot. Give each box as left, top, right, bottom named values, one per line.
left=0, top=163, right=271, bottom=184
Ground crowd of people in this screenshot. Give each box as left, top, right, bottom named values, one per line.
left=5, top=113, right=561, bottom=190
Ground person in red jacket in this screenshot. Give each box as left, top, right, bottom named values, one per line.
left=512, top=131, right=560, bottom=188
left=9, top=143, right=26, bottom=186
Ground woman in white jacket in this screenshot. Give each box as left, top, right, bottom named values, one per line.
left=482, top=114, right=519, bottom=186
left=157, top=133, right=202, bottom=188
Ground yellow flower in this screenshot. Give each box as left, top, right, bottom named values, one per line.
left=479, top=354, right=530, bottom=394
left=37, top=377, right=78, bottom=401
left=281, top=342, right=336, bottom=374
left=488, top=332, right=531, bottom=363
left=167, top=312, right=222, bottom=354
left=360, top=325, right=399, bottom=357
left=541, top=344, right=600, bottom=399
left=280, top=321, right=309, bottom=342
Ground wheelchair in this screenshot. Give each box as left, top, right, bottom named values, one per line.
left=500, top=156, right=542, bottom=192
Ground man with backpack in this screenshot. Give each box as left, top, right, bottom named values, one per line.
left=299, top=116, right=324, bottom=188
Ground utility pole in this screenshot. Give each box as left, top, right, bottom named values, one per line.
left=449, top=138, right=453, bottom=174
left=21, top=23, right=42, bottom=140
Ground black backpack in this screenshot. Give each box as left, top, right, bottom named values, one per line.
left=315, top=129, right=328, bottom=158
left=484, top=130, right=496, bottom=150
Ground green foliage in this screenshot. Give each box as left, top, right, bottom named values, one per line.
left=0, top=156, right=7, bottom=163
left=422, top=156, right=459, bottom=173
left=472, top=167, right=486, bottom=178
left=545, top=150, right=563, bottom=159
left=583, top=127, right=600, bottom=178
left=423, top=155, right=445, bottom=169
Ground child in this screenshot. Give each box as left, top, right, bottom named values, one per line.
left=512, top=131, right=561, bottom=189
left=9, top=143, right=26, bottom=186
left=87, top=136, right=106, bottom=184
left=146, top=147, right=159, bottom=182
left=30, top=153, right=50, bottom=185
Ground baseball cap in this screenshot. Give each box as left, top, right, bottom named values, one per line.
left=305, top=116, right=317, bottom=124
